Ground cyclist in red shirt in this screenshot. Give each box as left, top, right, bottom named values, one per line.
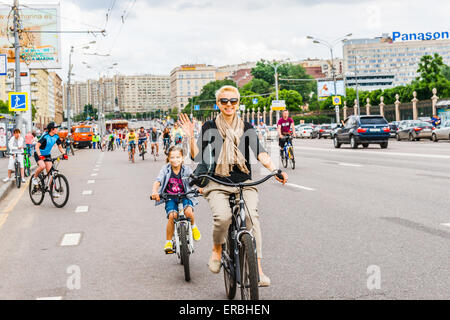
left=277, top=110, right=295, bottom=155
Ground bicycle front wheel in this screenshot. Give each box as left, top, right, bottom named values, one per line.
left=15, top=162, right=21, bottom=188
left=281, top=152, right=288, bottom=168
left=29, top=177, right=45, bottom=205
left=288, top=147, right=295, bottom=169
left=239, top=233, right=259, bottom=300
left=179, top=223, right=191, bottom=281
left=50, top=174, right=70, bottom=208
left=223, top=227, right=237, bottom=300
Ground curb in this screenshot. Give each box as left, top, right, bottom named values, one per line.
left=0, top=164, right=37, bottom=202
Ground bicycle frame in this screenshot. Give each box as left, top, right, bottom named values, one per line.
left=283, top=136, right=294, bottom=158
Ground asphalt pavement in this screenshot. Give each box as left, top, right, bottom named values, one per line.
left=0, top=138, right=448, bottom=300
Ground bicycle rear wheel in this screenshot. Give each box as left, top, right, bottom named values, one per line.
left=50, top=174, right=70, bottom=208
left=29, top=177, right=45, bottom=205
left=239, top=233, right=259, bottom=300
left=179, top=223, right=191, bottom=281
left=223, top=226, right=237, bottom=300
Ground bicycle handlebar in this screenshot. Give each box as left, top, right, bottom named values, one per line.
left=151, top=189, right=201, bottom=201
left=190, top=169, right=284, bottom=188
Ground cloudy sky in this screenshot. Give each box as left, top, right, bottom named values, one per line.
left=20, top=0, right=450, bottom=82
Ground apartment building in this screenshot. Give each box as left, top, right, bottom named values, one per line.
left=170, top=64, right=216, bottom=111
left=64, top=74, right=170, bottom=116
left=30, top=69, right=51, bottom=128
left=343, top=33, right=450, bottom=88
left=117, top=74, right=170, bottom=113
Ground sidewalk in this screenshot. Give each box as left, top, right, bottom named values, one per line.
left=0, top=154, right=36, bottom=202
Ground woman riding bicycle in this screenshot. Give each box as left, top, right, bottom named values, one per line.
left=179, top=85, right=288, bottom=287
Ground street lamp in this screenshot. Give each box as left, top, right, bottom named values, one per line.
left=67, top=41, right=96, bottom=132
left=308, top=34, right=352, bottom=123
left=267, top=58, right=290, bottom=123
left=82, top=62, right=119, bottom=136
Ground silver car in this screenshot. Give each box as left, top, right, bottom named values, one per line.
left=431, top=121, right=450, bottom=142
left=396, top=121, right=434, bottom=141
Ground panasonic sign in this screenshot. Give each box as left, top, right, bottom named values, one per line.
left=392, top=31, right=450, bottom=42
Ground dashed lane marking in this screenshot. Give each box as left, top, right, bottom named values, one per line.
left=91, top=173, right=98, bottom=177
left=285, top=183, right=315, bottom=191
left=440, top=223, right=450, bottom=227
left=338, top=162, right=363, bottom=167
left=87, top=180, right=95, bottom=184
left=60, top=233, right=82, bottom=246
left=36, top=297, right=62, bottom=300
left=82, top=190, right=93, bottom=195
left=75, top=206, right=89, bottom=213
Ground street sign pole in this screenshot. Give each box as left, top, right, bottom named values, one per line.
left=13, top=0, right=23, bottom=131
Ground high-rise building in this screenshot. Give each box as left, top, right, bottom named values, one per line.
left=117, top=74, right=170, bottom=113
left=49, top=72, right=63, bottom=124
left=30, top=69, right=51, bottom=129
left=63, top=74, right=170, bottom=116
left=343, top=33, right=450, bottom=89
left=170, top=64, right=216, bottom=111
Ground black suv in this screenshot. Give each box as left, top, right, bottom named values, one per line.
left=332, top=115, right=390, bottom=149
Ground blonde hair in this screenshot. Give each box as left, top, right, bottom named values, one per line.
left=215, top=85, right=240, bottom=102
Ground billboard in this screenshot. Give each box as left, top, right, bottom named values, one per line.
left=317, top=79, right=345, bottom=100
left=0, top=4, right=61, bottom=69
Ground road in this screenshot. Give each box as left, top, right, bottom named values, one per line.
left=0, top=138, right=449, bottom=300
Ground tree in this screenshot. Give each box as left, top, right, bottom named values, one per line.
left=241, top=79, right=272, bottom=95
left=251, top=60, right=316, bottom=102
left=415, top=53, right=446, bottom=84
left=266, top=89, right=303, bottom=112
left=442, top=64, right=450, bottom=81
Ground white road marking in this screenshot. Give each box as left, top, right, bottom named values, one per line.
left=60, top=233, right=82, bottom=246
left=82, top=190, right=92, bottom=195
left=286, top=183, right=315, bottom=191
left=296, top=146, right=450, bottom=159
left=93, top=168, right=99, bottom=171
left=36, top=297, right=62, bottom=300
left=338, top=162, right=363, bottom=167
left=440, top=223, right=450, bottom=227
left=87, top=180, right=95, bottom=184
left=75, top=206, right=89, bottom=213
left=91, top=173, right=98, bottom=177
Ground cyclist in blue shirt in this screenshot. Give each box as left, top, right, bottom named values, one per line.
left=32, top=122, right=67, bottom=187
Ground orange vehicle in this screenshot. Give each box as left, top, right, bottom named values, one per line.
left=58, top=128, right=69, bottom=140
left=72, top=124, right=94, bottom=148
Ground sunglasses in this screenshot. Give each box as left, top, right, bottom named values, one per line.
left=219, top=98, right=239, bottom=106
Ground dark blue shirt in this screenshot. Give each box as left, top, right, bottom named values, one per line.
left=38, top=133, right=62, bottom=156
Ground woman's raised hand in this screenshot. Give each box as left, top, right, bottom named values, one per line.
left=178, top=113, right=195, bottom=138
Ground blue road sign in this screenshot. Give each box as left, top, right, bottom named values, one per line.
left=8, top=92, right=28, bottom=112
left=194, top=105, right=200, bottom=111
left=214, top=104, right=219, bottom=110
left=252, top=98, right=258, bottom=105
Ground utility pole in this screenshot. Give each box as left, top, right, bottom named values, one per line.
left=13, top=0, right=23, bottom=130
left=330, top=46, right=340, bottom=124
left=67, top=46, right=74, bottom=132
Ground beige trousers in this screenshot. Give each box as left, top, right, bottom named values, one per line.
left=202, top=180, right=263, bottom=258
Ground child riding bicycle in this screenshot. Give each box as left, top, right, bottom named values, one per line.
left=151, top=146, right=201, bottom=253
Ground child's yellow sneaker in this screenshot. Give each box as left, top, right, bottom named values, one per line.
left=192, top=225, right=201, bottom=241
left=164, top=241, right=174, bottom=254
